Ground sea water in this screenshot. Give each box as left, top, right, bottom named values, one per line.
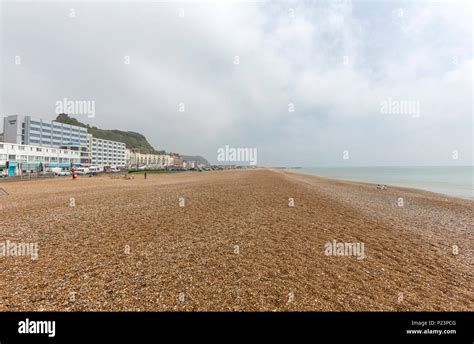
left=296, top=166, right=473, bottom=200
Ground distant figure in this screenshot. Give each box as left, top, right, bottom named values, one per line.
left=144, top=172, right=147, bottom=180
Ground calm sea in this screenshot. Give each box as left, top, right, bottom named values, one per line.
left=296, top=166, right=474, bottom=200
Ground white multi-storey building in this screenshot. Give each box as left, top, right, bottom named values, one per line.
left=89, top=137, right=126, bottom=167
left=3, top=115, right=89, bottom=148
left=126, top=151, right=172, bottom=168
left=3, top=115, right=128, bottom=169
left=0, top=142, right=81, bottom=176
left=183, top=160, right=200, bottom=169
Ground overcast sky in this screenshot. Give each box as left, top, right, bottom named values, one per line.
left=1, top=0, right=472, bottom=166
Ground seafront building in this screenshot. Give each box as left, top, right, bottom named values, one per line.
left=1, top=114, right=193, bottom=173
left=3, top=115, right=88, bottom=147
left=126, top=150, right=172, bottom=168
left=125, top=151, right=200, bottom=170
left=157, top=154, right=173, bottom=167
left=90, top=136, right=126, bottom=167
left=0, top=142, right=81, bottom=176
left=60, top=142, right=92, bottom=166
left=170, top=153, right=184, bottom=167
left=2, top=115, right=127, bottom=171
left=183, top=160, right=199, bottom=169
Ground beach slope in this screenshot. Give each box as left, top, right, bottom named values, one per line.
left=0, top=169, right=472, bottom=311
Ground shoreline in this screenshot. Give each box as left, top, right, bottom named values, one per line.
left=0, top=169, right=472, bottom=311
left=283, top=167, right=473, bottom=201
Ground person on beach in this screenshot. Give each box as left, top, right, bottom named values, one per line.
left=144, top=172, right=147, bottom=180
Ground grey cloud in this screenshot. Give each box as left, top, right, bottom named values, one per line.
left=1, top=1, right=472, bottom=166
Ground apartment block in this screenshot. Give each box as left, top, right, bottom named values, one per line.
left=3, top=115, right=88, bottom=148
left=90, top=137, right=126, bottom=167
left=0, top=142, right=81, bottom=175
left=126, top=151, right=173, bottom=168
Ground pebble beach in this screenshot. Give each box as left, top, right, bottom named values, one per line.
left=0, top=169, right=472, bottom=311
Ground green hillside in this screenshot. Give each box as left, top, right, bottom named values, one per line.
left=55, top=114, right=210, bottom=165
left=55, top=114, right=160, bottom=154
